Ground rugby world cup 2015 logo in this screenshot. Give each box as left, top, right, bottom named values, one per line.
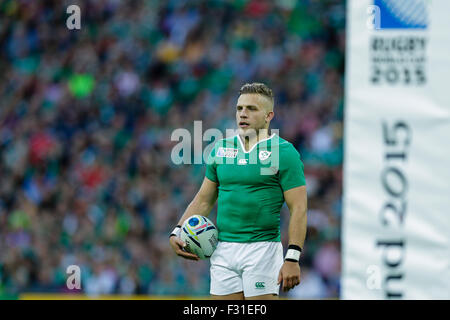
left=368, top=0, right=429, bottom=86
left=368, top=0, right=428, bottom=30
left=217, top=147, right=238, bottom=158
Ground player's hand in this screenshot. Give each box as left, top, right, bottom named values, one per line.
left=169, top=236, right=199, bottom=261
left=277, top=261, right=301, bottom=292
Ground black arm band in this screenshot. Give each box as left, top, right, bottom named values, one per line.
left=288, top=244, right=303, bottom=252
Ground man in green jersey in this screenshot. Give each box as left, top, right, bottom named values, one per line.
left=169, top=83, right=307, bottom=299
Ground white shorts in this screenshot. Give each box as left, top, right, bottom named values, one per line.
left=210, top=241, right=284, bottom=297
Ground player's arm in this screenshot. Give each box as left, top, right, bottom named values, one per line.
left=169, top=177, right=218, bottom=261
left=176, top=176, right=218, bottom=225
left=284, top=185, right=307, bottom=251
left=278, top=185, right=307, bottom=291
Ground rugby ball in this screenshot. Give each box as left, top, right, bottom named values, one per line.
left=180, top=215, right=218, bottom=260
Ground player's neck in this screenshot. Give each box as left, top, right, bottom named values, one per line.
left=241, top=129, right=271, bottom=152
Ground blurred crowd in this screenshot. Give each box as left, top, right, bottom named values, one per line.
left=0, top=0, right=345, bottom=299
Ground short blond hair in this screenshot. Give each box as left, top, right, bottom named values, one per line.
left=239, top=82, right=274, bottom=111
left=239, top=82, right=273, bottom=100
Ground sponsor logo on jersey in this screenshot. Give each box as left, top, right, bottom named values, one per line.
left=259, top=150, right=271, bottom=161
left=238, top=159, right=248, bottom=165
left=255, top=282, right=265, bottom=289
left=217, top=147, right=238, bottom=158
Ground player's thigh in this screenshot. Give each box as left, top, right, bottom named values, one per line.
left=211, top=292, right=244, bottom=300
left=241, top=242, right=284, bottom=298
left=210, top=242, right=243, bottom=296
left=245, top=293, right=278, bottom=300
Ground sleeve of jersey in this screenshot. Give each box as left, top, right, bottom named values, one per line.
left=205, top=144, right=218, bottom=183
left=279, top=145, right=306, bottom=192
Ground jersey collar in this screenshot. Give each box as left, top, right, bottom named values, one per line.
left=236, top=133, right=276, bottom=153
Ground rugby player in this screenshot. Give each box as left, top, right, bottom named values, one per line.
left=169, top=82, right=307, bottom=300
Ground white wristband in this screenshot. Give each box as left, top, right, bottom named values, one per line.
left=285, top=248, right=301, bottom=262
left=170, top=226, right=181, bottom=238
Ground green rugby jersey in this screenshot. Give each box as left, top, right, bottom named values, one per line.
left=205, top=133, right=306, bottom=242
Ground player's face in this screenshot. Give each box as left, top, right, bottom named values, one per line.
left=236, top=94, right=272, bottom=136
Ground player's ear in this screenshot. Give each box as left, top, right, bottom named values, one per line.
left=266, top=111, right=274, bottom=123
